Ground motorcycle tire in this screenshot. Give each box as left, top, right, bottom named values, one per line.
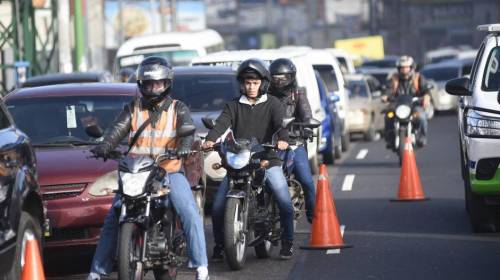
left=255, top=201, right=280, bottom=259
left=118, top=222, right=145, bottom=280
left=224, top=198, right=247, bottom=270
left=398, top=129, right=406, bottom=166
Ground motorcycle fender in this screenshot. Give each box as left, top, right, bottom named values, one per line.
left=226, top=190, right=246, bottom=199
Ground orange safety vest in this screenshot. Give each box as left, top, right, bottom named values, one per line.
left=390, top=73, right=420, bottom=95
left=128, top=99, right=181, bottom=173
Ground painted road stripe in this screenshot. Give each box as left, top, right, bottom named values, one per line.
left=356, top=149, right=368, bottom=159
left=326, top=225, right=346, bottom=254
left=341, top=174, right=355, bottom=191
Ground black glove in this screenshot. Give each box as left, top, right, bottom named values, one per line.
left=90, top=143, right=111, bottom=159
left=177, top=146, right=191, bottom=157
left=303, top=128, right=314, bottom=139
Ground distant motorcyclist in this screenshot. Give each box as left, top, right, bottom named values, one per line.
left=202, top=58, right=295, bottom=260
left=268, top=58, right=316, bottom=224
left=118, top=67, right=135, bottom=82
left=87, top=56, right=209, bottom=280
left=381, top=55, right=431, bottom=147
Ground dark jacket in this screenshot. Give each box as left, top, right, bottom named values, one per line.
left=269, top=85, right=312, bottom=122
left=385, top=72, right=430, bottom=98
left=206, top=94, right=288, bottom=167
left=100, top=96, right=194, bottom=151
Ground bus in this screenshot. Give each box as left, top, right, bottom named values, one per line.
left=115, top=29, right=224, bottom=73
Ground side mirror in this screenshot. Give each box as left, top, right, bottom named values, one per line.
left=305, top=118, right=321, bottom=129
left=85, top=125, right=104, bottom=138
left=329, top=94, right=340, bottom=103
left=177, top=124, right=196, bottom=137
left=282, top=117, right=295, bottom=128
left=202, top=117, right=216, bottom=129
left=445, top=77, right=471, bottom=96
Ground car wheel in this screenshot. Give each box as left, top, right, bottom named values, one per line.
left=426, top=101, right=435, bottom=120
left=465, top=173, right=496, bottom=233
left=322, top=151, right=335, bottom=165
left=7, top=211, right=42, bottom=280
left=334, top=141, right=342, bottom=159
left=341, top=133, right=350, bottom=152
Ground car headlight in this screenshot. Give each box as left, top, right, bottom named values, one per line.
left=120, top=171, right=150, bottom=197
left=226, top=150, right=251, bottom=170
left=0, top=183, right=8, bottom=203
left=89, top=171, right=118, bottom=197
left=465, top=109, right=500, bottom=137
left=395, top=105, right=411, bottom=119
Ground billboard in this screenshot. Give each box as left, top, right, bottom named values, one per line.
left=334, top=35, right=384, bottom=60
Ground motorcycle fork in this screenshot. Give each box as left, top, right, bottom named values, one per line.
left=140, top=196, right=152, bottom=262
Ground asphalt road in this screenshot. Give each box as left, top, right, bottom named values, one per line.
left=46, top=113, right=500, bottom=280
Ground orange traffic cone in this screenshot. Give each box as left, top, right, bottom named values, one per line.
left=21, top=234, right=45, bottom=280
left=391, top=137, right=429, bottom=202
left=301, top=165, right=351, bottom=250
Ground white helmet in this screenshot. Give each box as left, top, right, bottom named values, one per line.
left=396, top=55, right=415, bottom=68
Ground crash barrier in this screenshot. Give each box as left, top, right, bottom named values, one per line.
left=301, top=164, right=351, bottom=250
left=391, top=137, right=429, bottom=202
left=21, top=233, right=45, bottom=280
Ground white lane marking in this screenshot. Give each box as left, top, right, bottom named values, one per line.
left=356, top=149, right=369, bottom=159
left=341, top=174, right=355, bottom=191
left=326, top=225, right=346, bottom=254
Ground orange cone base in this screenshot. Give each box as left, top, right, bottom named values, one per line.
left=300, top=243, right=353, bottom=250
left=390, top=197, right=430, bottom=202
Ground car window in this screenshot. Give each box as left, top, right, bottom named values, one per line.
left=421, top=67, right=459, bottom=82
left=0, top=103, right=12, bottom=129
left=347, top=80, right=369, bottom=98
left=171, top=74, right=239, bottom=112
left=313, top=65, right=339, bottom=92
left=482, top=46, right=500, bottom=92
left=5, top=96, right=132, bottom=144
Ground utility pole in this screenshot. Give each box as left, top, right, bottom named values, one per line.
left=58, top=0, right=72, bottom=73
left=118, top=0, right=124, bottom=44
left=74, top=0, right=86, bottom=71
left=170, top=0, right=177, bottom=31
left=159, top=0, right=167, bottom=32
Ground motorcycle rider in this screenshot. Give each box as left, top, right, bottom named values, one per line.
left=268, top=58, right=315, bottom=224
left=202, top=58, right=295, bottom=260
left=381, top=55, right=431, bottom=147
left=87, top=56, right=209, bottom=280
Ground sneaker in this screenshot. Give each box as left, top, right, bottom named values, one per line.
left=87, top=272, right=100, bottom=280
left=211, top=244, right=224, bottom=262
left=196, top=266, right=209, bottom=280
left=279, top=240, right=294, bottom=260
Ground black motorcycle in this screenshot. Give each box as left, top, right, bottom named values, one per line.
left=86, top=124, right=202, bottom=280
left=384, top=95, right=423, bottom=165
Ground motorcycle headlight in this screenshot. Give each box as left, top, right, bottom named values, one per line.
left=119, top=171, right=150, bottom=197
left=226, top=150, right=251, bottom=170
left=395, top=105, right=411, bottom=119
left=89, top=171, right=118, bottom=197
left=466, top=109, right=500, bottom=137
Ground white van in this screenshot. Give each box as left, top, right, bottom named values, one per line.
left=326, top=48, right=356, bottom=75
left=306, top=49, right=351, bottom=154
left=191, top=48, right=326, bottom=173
left=115, top=29, right=224, bottom=72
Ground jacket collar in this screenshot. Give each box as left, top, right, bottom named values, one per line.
left=239, top=94, right=268, bottom=106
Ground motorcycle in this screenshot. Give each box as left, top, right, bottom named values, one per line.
left=384, top=95, right=423, bottom=165
left=86, top=124, right=202, bottom=280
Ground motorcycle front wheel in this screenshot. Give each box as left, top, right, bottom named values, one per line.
left=224, top=198, right=247, bottom=270
left=118, top=222, right=145, bottom=280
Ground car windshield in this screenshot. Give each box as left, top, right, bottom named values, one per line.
left=6, top=95, right=132, bottom=145
left=422, top=66, right=459, bottom=82
left=482, top=47, right=500, bottom=92
left=118, top=50, right=199, bottom=70
left=313, top=65, right=339, bottom=92
left=170, top=74, right=239, bottom=112
left=347, top=80, right=369, bottom=98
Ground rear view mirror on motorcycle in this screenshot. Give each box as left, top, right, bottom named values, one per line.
left=85, top=125, right=104, bottom=138
left=282, top=117, right=295, bottom=128
left=177, top=124, right=196, bottom=137
left=305, top=118, right=321, bottom=129
left=202, top=117, right=216, bottom=129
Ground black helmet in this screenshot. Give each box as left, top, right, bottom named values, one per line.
left=136, top=56, right=173, bottom=104
left=269, top=58, right=297, bottom=92
left=118, top=67, right=135, bottom=83
left=236, top=58, right=271, bottom=96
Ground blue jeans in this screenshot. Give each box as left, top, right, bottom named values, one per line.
left=291, top=146, right=316, bottom=221
left=212, top=166, right=294, bottom=245
left=89, top=172, right=207, bottom=276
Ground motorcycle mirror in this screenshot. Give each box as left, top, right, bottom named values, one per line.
left=305, top=118, right=321, bottom=129
left=202, top=117, right=216, bottom=129
left=282, top=117, right=295, bottom=128
left=85, top=125, right=104, bottom=138
left=177, top=124, right=196, bottom=137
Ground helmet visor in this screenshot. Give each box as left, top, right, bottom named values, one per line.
left=137, top=64, right=173, bottom=81
left=272, top=74, right=293, bottom=88
left=140, top=79, right=171, bottom=96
